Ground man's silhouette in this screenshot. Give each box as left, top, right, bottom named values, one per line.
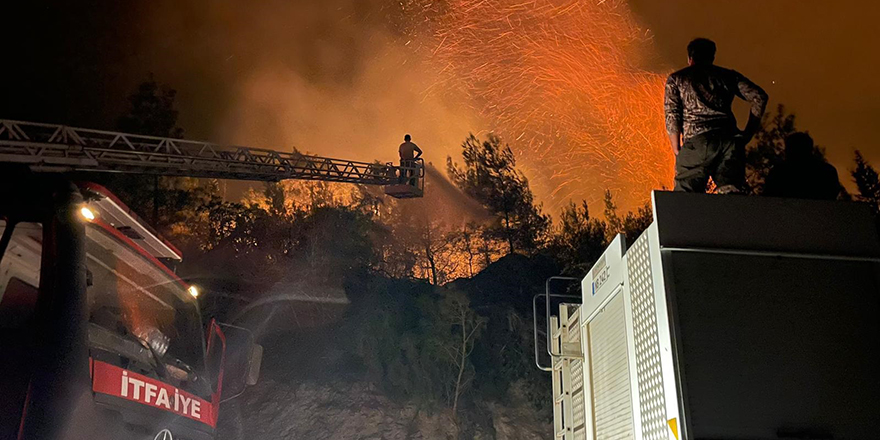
left=399, top=134, right=422, bottom=161
left=764, top=132, right=840, bottom=200
left=665, top=38, right=768, bottom=193
left=398, top=134, right=422, bottom=185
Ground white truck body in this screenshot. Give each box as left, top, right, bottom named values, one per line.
left=542, top=191, right=880, bottom=440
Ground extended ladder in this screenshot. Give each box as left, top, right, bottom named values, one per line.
left=0, top=119, right=423, bottom=198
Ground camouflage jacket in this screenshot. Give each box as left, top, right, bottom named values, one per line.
left=664, top=64, right=768, bottom=141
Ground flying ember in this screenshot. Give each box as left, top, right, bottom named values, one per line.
left=410, top=0, right=673, bottom=211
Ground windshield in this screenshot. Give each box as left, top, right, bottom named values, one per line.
left=85, top=223, right=206, bottom=379
left=1, top=219, right=209, bottom=395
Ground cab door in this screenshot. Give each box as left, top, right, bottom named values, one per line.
left=0, top=221, right=42, bottom=439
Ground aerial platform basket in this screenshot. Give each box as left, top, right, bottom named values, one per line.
left=383, top=184, right=423, bottom=199
left=383, top=159, right=425, bottom=199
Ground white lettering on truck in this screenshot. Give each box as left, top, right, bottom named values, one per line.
left=129, top=378, right=144, bottom=400
left=145, top=383, right=158, bottom=404
left=93, top=361, right=213, bottom=426
left=178, top=394, right=192, bottom=416
left=156, top=388, right=171, bottom=408
left=118, top=372, right=203, bottom=417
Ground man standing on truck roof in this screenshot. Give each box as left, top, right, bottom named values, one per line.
left=398, top=134, right=422, bottom=185
left=665, top=38, right=768, bottom=193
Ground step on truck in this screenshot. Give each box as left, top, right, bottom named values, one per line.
left=535, top=191, right=880, bottom=440
left=0, top=177, right=263, bottom=440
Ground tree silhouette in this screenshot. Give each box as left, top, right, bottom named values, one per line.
left=90, top=75, right=221, bottom=249
left=552, top=201, right=607, bottom=276
left=425, top=289, right=486, bottom=422
left=447, top=134, right=549, bottom=255
left=746, top=104, right=797, bottom=194
left=117, top=74, right=184, bottom=138
left=746, top=104, right=835, bottom=195
left=621, top=203, right=653, bottom=244
left=852, top=151, right=880, bottom=215
left=603, top=190, right=652, bottom=245
left=78, top=75, right=220, bottom=253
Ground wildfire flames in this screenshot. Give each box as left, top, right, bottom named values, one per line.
left=407, top=0, right=673, bottom=211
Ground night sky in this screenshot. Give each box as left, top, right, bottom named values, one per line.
left=2, top=0, right=878, bottom=206
left=630, top=0, right=880, bottom=182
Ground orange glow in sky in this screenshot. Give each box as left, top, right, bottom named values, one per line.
left=415, top=0, right=674, bottom=211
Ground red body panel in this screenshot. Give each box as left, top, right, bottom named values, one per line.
left=91, top=360, right=217, bottom=428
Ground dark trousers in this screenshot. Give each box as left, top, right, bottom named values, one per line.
left=399, top=159, right=416, bottom=185
left=674, top=129, right=744, bottom=193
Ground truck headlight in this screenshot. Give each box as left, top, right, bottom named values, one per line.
left=80, top=206, right=96, bottom=221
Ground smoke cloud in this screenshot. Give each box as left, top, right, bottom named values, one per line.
left=139, top=0, right=476, bottom=179
left=134, top=0, right=666, bottom=215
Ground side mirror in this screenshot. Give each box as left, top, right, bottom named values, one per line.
left=217, top=323, right=262, bottom=401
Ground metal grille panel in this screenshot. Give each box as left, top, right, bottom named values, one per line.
left=628, top=235, right=667, bottom=440
left=566, top=307, right=587, bottom=436
left=589, top=293, right=634, bottom=439
left=571, top=358, right=586, bottom=432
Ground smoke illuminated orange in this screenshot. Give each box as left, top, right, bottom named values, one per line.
left=409, top=0, right=673, bottom=212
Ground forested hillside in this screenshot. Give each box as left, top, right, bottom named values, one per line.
left=94, top=81, right=880, bottom=439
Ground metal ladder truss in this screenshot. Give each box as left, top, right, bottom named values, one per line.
left=0, top=119, right=423, bottom=190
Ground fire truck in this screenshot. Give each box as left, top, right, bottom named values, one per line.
left=535, top=191, right=880, bottom=440
left=0, top=120, right=425, bottom=440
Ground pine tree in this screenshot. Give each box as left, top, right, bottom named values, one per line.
left=447, top=134, right=549, bottom=255
left=552, top=201, right=607, bottom=276
left=852, top=150, right=880, bottom=215
left=117, top=74, right=184, bottom=138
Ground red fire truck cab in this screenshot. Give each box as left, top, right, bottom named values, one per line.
left=0, top=176, right=261, bottom=440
